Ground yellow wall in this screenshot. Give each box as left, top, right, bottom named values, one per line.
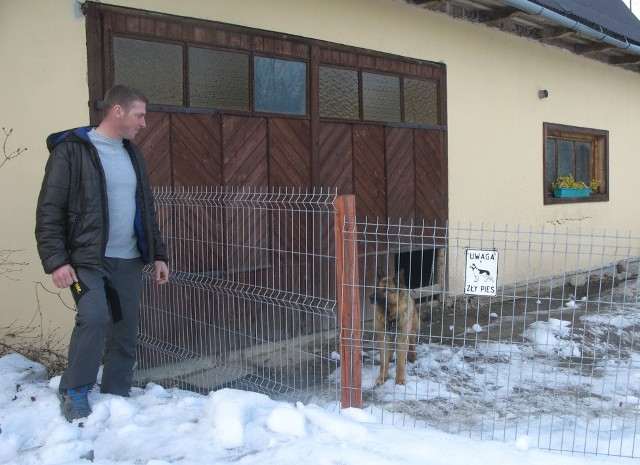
left=0, top=0, right=89, bottom=343
left=2, top=0, right=640, bottom=337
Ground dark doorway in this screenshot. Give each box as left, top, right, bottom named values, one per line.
left=396, top=249, right=436, bottom=289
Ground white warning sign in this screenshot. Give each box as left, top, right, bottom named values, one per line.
left=465, top=249, right=499, bottom=296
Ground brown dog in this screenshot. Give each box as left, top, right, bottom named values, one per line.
left=369, top=272, right=419, bottom=386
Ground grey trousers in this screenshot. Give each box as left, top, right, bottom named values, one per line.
left=60, top=257, right=144, bottom=396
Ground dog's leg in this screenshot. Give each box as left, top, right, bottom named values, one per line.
left=395, top=332, right=409, bottom=385
left=376, top=337, right=391, bottom=386
left=407, top=312, right=419, bottom=363
left=375, top=317, right=390, bottom=386
left=397, top=307, right=420, bottom=384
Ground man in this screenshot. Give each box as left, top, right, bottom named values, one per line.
left=35, top=84, right=169, bottom=421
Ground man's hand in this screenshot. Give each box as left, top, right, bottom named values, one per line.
left=51, top=264, right=78, bottom=289
left=153, top=260, right=169, bottom=284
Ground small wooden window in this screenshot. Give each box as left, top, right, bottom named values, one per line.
left=543, top=123, right=608, bottom=204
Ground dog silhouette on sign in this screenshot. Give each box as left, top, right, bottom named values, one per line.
left=470, top=263, right=494, bottom=283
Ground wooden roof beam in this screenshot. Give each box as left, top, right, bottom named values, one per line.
left=608, top=54, right=640, bottom=65
left=447, top=0, right=487, bottom=8
left=536, top=27, right=576, bottom=41
left=574, top=42, right=617, bottom=54
left=477, top=7, right=520, bottom=24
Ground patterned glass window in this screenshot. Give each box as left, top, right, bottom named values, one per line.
left=110, top=29, right=442, bottom=127
left=362, top=72, right=400, bottom=122
left=404, top=78, right=438, bottom=125
left=319, top=66, right=359, bottom=119
left=189, top=48, right=249, bottom=111
left=113, top=37, right=183, bottom=106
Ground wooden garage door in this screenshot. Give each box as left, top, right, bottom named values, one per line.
left=85, top=3, right=447, bottom=354
left=85, top=2, right=447, bottom=224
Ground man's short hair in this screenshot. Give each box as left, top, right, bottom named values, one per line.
left=102, top=84, right=149, bottom=116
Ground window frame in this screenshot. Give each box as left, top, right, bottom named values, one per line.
left=253, top=54, right=308, bottom=116
left=318, top=64, right=441, bottom=127
left=543, top=123, right=609, bottom=205
left=109, top=33, right=312, bottom=118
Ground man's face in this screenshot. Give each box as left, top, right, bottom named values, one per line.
left=117, top=100, right=146, bottom=140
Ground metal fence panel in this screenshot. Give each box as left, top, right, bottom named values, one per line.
left=136, top=188, right=640, bottom=458
left=136, top=187, right=339, bottom=404
left=349, top=219, right=640, bottom=458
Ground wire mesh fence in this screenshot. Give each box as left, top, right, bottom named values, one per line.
left=136, top=187, right=340, bottom=403
left=348, top=219, right=640, bottom=458
left=136, top=187, right=640, bottom=458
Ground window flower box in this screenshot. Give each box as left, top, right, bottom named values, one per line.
left=552, top=187, right=590, bottom=198
left=551, top=174, right=599, bottom=199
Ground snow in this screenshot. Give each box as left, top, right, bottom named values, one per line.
left=470, top=323, right=483, bottom=333
left=2, top=278, right=640, bottom=464
left=1, top=352, right=638, bottom=465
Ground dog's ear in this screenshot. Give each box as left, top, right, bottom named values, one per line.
left=397, top=268, right=407, bottom=288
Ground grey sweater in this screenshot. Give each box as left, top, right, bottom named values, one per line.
left=88, top=129, right=140, bottom=259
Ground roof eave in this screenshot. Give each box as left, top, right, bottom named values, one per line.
left=408, top=0, right=640, bottom=73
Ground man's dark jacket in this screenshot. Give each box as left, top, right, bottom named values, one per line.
left=35, top=126, right=168, bottom=274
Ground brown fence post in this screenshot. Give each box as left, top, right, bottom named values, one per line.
left=334, top=195, right=362, bottom=408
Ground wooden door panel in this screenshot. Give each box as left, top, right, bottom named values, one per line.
left=415, top=129, right=447, bottom=224
left=173, top=201, right=223, bottom=275
left=353, top=125, right=385, bottom=220
left=386, top=127, right=415, bottom=222
left=172, top=113, right=222, bottom=187
left=268, top=118, right=312, bottom=301
left=268, top=118, right=311, bottom=188
left=222, top=115, right=268, bottom=187
left=136, top=111, right=171, bottom=186
left=221, top=115, right=269, bottom=273
left=318, top=122, right=352, bottom=194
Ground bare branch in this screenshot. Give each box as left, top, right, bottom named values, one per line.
left=0, top=129, right=30, bottom=277
left=33, top=280, right=77, bottom=312
left=1, top=127, right=28, bottom=170
left=0, top=130, right=56, bottom=370
left=0, top=282, right=74, bottom=377
left=0, top=249, right=28, bottom=280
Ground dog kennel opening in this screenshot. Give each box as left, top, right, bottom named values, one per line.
left=395, top=248, right=437, bottom=290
